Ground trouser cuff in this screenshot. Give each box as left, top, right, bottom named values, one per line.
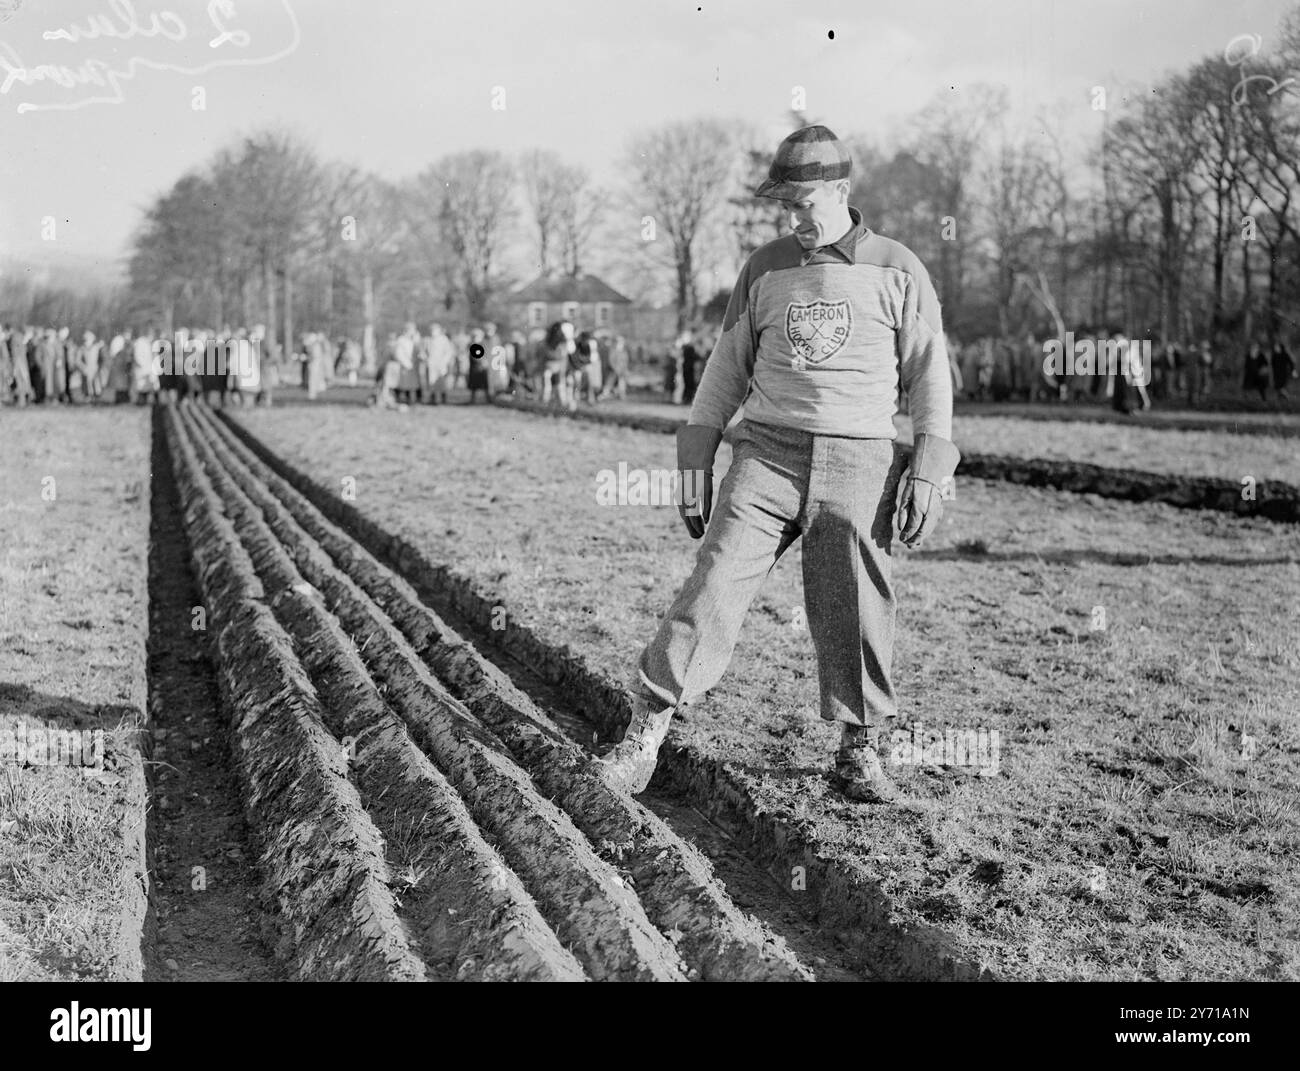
left=633, top=657, right=680, bottom=710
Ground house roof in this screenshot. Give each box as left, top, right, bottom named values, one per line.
left=508, top=271, right=632, bottom=305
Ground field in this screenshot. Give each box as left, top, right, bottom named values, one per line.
left=228, top=398, right=1300, bottom=980
left=490, top=394, right=1300, bottom=483
left=924, top=413, right=1299, bottom=485
left=1, top=392, right=1296, bottom=981
left=0, top=410, right=150, bottom=981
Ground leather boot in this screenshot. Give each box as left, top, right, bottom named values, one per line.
left=596, top=694, right=675, bottom=795
left=831, top=724, right=901, bottom=804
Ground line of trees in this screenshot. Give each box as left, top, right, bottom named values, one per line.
left=4, top=6, right=1296, bottom=366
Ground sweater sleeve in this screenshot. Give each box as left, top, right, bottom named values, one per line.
left=898, top=261, right=954, bottom=442
left=688, top=259, right=757, bottom=430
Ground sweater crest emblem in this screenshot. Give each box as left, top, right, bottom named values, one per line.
left=785, top=299, right=852, bottom=364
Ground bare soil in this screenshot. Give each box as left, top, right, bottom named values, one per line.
left=229, top=400, right=1300, bottom=980
left=164, top=400, right=861, bottom=980
left=142, top=407, right=279, bottom=981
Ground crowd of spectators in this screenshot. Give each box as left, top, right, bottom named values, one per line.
left=947, top=331, right=1295, bottom=412
left=3, top=317, right=1293, bottom=415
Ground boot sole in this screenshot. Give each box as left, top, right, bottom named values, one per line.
left=597, top=756, right=658, bottom=796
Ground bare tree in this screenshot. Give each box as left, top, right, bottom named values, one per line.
left=1109, top=81, right=1203, bottom=340
left=212, top=130, right=322, bottom=356
left=908, top=85, right=1008, bottom=330
left=128, top=171, right=226, bottom=331
left=408, top=151, right=516, bottom=322
left=554, top=169, right=607, bottom=275
left=315, top=163, right=367, bottom=340
left=327, top=171, right=410, bottom=371
left=1234, top=56, right=1300, bottom=341
left=1182, top=57, right=1253, bottom=335
left=519, top=149, right=567, bottom=274
left=978, top=127, right=1054, bottom=335
left=627, top=119, right=738, bottom=332
left=1036, top=108, right=1078, bottom=332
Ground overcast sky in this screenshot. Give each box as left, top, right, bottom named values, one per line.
left=0, top=0, right=1295, bottom=274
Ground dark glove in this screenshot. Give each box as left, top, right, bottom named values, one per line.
left=675, top=424, right=723, bottom=539
left=897, top=433, right=960, bottom=548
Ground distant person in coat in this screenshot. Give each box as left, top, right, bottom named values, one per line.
left=574, top=331, right=602, bottom=404
left=945, top=334, right=964, bottom=399
left=106, top=329, right=132, bottom=402
left=1269, top=339, right=1293, bottom=403
left=1244, top=342, right=1270, bottom=403
left=507, top=330, right=533, bottom=396
left=1125, top=334, right=1151, bottom=411
left=0, top=324, right=14, bottom=405
left=681, top=332, right=702, bottom=404
left=38, top=328, right=66, bottom=404
left=394, top=324, right=421, bottom=403
left=25, top=328, right=44, bottom=402
left=450, top=329, right=470, bottom=389
left=1161, top=340, right=1183, bottom=403
left=1189, top=339, right=1213, bottom=407
left=425, top=323, right=454, bottom=405
left=601, top=334, right=630, bottom=400
left=79, top=331, right=103, bottom=401
left=1108, top=330, right=1132, bottom=414
left=372, top=331, right=405, bottom=410
left=667, top=335, right=685, bottom=404
left=466, top=326, right=491, bottom=404
left=200, top=329, right=228, bottom=405
left=131, top=327, right=159, bottom=405
left=484, top=322, right=510, bottom=396
left=337, top=336, right=362, bottom=387
left=305, top=331, right=330, bottom=400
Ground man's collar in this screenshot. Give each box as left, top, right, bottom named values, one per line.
left=801, top=206, right=868, bottom=265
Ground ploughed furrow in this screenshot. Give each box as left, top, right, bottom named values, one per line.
left=179, top=405, right=582, bottom=981
left=177, top=406, right=687, bottom=983
left=192, top=404, right=813, bottom=981
left=162, top=406, right=428, bottom=981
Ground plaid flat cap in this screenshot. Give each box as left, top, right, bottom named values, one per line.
left=754, top=125, right=853, bottom=200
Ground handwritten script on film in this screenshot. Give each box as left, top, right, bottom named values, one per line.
left=0, top=0, right=300, bottom=113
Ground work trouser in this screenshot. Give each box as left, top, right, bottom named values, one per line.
left=637, top=418, right=909, bottom=728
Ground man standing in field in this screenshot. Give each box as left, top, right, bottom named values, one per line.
left=599, top=126, right=960, bottom=803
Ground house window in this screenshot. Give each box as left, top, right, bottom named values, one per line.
left=561, top=302, right=580, bottom=324
left=528, top=302, right=546, bottom=328
left=596, top=302, right=611, bottom=327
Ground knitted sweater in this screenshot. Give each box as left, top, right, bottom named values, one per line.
left=689, top=207, right=953, bottom=440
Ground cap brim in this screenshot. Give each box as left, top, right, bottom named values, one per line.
left=753, top=179, right=820, bottom=201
